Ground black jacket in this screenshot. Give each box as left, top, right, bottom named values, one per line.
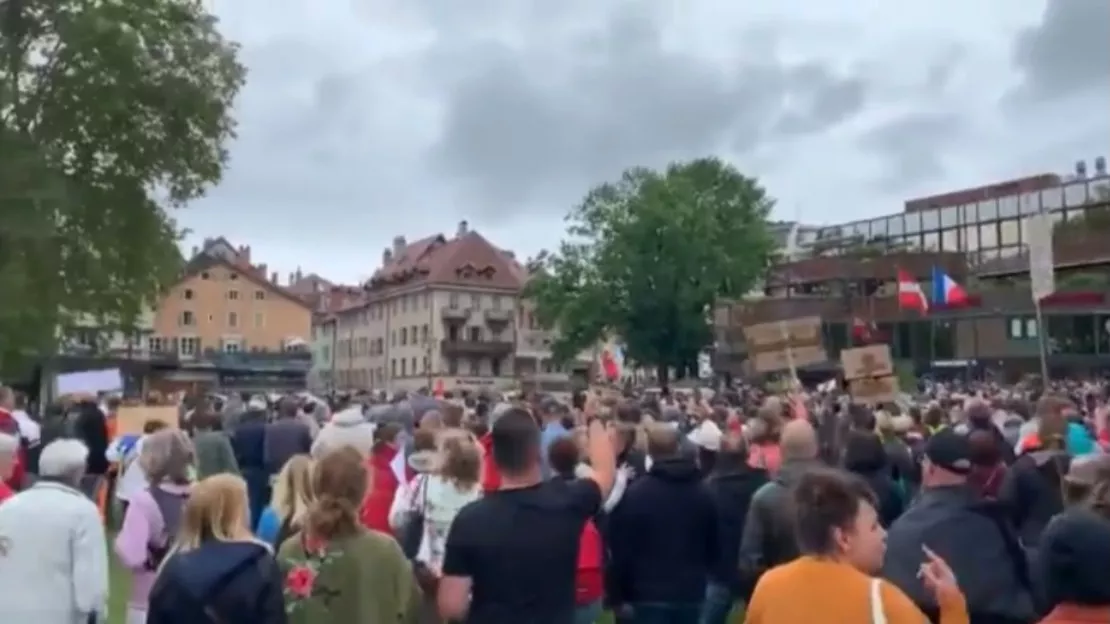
left=998, top=449, right=1069, bottom=550
left=738, top=459, right=820, bottom=575
left=844, top=454, right=904, bottom=529
left=231, top=416, right=268, bottom=471
left=607, top=457, right=717, bottom=605
left=147, top=540, right=287, bottom=624
left=882, top=485, right=1036, bottom=624
left=704, top=462, right=769, bottom=596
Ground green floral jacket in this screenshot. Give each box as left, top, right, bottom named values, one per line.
left=278, top=528, right=422, bottom=624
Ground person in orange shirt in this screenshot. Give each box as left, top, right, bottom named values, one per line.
left=744, top=468, right=968, bottom=624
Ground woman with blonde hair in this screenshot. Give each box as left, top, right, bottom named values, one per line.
left=147, top=474, right=286, bottom=624
left=278, top=447, right=419, bottom=624
left=256, top=455, right=315, bottom=547
left=115, top=429, right=194, bottom=623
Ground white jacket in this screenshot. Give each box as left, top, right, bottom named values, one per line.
left=0, top=481, right=109, bottom=624
left=311, top=407, right=375, bottom=458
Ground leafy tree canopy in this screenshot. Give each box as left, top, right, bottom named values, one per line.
left=526, top=157, right=776, bottom=383
left=0, top=0, right=246, bottom=374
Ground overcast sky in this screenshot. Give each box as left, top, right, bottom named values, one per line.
left=180, top=0, right=1109, bottom=284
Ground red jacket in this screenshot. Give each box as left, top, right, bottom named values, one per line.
left=0, top=409, right=25, bottom=491
left=359, top=444, right=413, bottom=534
left=479, top=433, right=501, bottom=493
left=575, top=519, right=604, bottom=605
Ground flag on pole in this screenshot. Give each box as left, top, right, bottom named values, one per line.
left=930, top=266, right=969, bottom=307
left=897, top=268, right=929, bottom=313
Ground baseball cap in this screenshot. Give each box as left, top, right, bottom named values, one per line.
left=923, top=427, right=972, bottom=475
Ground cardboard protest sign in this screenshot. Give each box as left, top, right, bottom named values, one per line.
left=743, top=316, right=826, bottom=374
left=840, top=343, right=898, bottom=404
left=116, top=405, right=178, bottom=437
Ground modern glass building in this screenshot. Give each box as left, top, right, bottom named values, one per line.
left=793, top=171, right=1110, bottom=268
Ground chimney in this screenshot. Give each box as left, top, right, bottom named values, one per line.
left=295, top=267, right=303, bottom=281
left=382, top=247, right=393, bottom=266
left=288, top=272, right=295, bottom=285
left=271, top=271, right=279, bottom=283
left=191, top=245, right=199, bottom=257
left=392, top=235, right=406, bottom=258
left=241, top=245, right=251, bottom=262
left=1095, top=156, right=1107, bottom=176
left=1075, top=160, right=1088, bottom=179
left=504, top=250, right=515, bottom=260
left=203, top=237, right=214, bottom=249
left=257, top=263, right=267, bottom=277
left=457, top=220, right=469, bottom=238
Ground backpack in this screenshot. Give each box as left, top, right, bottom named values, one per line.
left=145, top=487, right=190, bottom=570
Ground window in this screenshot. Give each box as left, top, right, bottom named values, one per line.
left=999, top=219, right=1020, bottom=246
left=922, top=231, right=939, bottom=250
left=491, top=358, right=501, bottom=377
left=448, top=357, right=458, bottom=375
left=401, top=297, right=409, bottom=312
left=1008, top=316, right=1038, bottom=340
left=254, top=290, right=265, bottom=300
left=179, top=310, right=195, bottom=327
left=183, top=289, right=194, bottom=300
left=979, top=222, right=998, bottom=248
left=391, top=359, right=397, bottom=377
left=492, top=296, right=502, bottom=310
left=470, top=294, right=481, bottom=309
left=940, top=229, right=958, bottom=251
left=180, top=337, right=200, bottom=356
left=940, top=206, right=959, bottom=228
left=222, top=338, right=242, bottom=353
left=148, top=336, right=167, bottom=353
left=962, top=226, right=979, bottom=251
left=421, top=324, right=429, bottom=343
left=903, top=211, right=921, bottom=233
left=401, top=359, right=407, bottom=376
left=921, top=209, right=939, bottom=230
left=468, top=326, right=481, bottom=341
left=449, top=293, right=460, bottom=309
left=201, top=272, right=210, bottom=280
left=401, top=328, right=408, bottom=345
left=468, top=358, right=480, bottom=375
left=422, top=356, right=430, bottom=372
left=411, top=357, right=417, bottom=374
left=230, top=272, right=239, bottom=280
left=391, top=330, right=397, bottom=346
left=228, top=312, right=239, bottom=328
left=227, top=289, right=240, bottom=300
left=978, top=199, right=998, bottom=221
left=254, top=312, right=265, bottom=328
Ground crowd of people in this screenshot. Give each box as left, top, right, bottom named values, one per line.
left=0, top=377, right=1107, bottom=624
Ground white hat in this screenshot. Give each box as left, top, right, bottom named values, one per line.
left=688, top=420, right=723, bottom=452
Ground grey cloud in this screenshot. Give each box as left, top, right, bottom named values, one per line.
left=426, top=4, right=871, bottom=219
left=1010, top=0, right=1110, bottom=102
left=858, top=111, right=964, bottom=192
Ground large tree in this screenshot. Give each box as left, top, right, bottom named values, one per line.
left=0, top=0, right=246, bottom=373
left=527, top=157, right=776, bottom=385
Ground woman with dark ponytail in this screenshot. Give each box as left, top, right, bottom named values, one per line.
left=278, top=446, right=420, bottom=623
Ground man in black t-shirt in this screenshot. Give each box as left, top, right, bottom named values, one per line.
left=440, top=405, right=616, bottom=623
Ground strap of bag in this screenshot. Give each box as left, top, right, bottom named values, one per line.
left=869, top=577, right=887, bottom=624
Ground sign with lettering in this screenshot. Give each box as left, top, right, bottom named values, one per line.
left=743, top=316, right=826, bottom=373
left=840, top=343, right=898, bottom=404
left=847, top=375, right=899, bottom=404
left=840, top=345, right=894, bottom=380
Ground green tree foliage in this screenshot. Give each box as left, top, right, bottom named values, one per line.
left=0, top=0, right=246, bottom=372
left=526, top=158, right=776, bottom=383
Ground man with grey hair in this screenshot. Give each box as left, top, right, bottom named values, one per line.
left=0, top=439, right=109, bottom=623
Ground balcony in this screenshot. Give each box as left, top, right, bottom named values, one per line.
left=441, top=338, right=514, bottom=357
left=440, top=307, right=471, bottom=324
left=483, top=308, right=513, bottom=326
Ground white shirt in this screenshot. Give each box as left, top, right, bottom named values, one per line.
left=106, top=436, right=147, bottom=502
left=0, top=481, right=109, bottom=624
left=12, top=409, right=40, bottom=445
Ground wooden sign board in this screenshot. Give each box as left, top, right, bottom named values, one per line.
left=848, top=375, right=899, bottom=405
left=840, top=344, right=894, bottom=381
left=743, top=316, right=827, bottom=373
left=116, top=405, right=178, bottom=437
